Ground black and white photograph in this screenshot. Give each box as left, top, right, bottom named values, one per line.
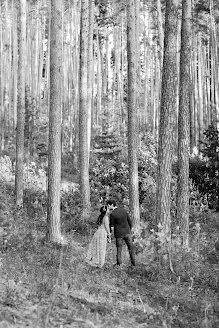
left=0, top=0, right=219, bottom=327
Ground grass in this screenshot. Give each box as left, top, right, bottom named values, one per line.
left=0, top=184, right=219, bottom=328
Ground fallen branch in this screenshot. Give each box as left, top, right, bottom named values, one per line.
left=136, top=287, right=146, bottom=313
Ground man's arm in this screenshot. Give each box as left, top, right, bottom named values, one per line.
left=109, top=213, right=114, bottom=233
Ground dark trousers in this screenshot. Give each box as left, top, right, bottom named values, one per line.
left=116, top=234, right=135, bottom=266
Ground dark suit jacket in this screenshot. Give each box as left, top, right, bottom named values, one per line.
left=110, top=207, right=132, bottom=238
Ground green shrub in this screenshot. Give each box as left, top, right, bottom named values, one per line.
left=190, top=124, right=219, bottom=210
left=90, top=133, right=157, bottom=218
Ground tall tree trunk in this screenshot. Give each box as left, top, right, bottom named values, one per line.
left=46, top=0, right=51, bottom=112
left=87, top=0, right=94, bottom=158
left=47, top=0, right=64, bottom=244
left=156, top=0, right=164, bottom=66
left=143, top=8, right=149, bottom=127
left=15, top=0, right=26, bottom=207
left=114, top=25, right=121, bottom=133
left=192, top=37, right=199, bottom=149
left=209, top=0, right=219, bottom=127
left=7, top=8, right=13, bottom=143
left=135, top=0, right=140, bottom=137
left=176, top=0, right=192, bottom=247
left=120, top=16, right=125, bottom=138
left=189, top=61, right=195, bottom=152
left=156, top=0, right=179, bottom=238
left=79, top=0, right=90, bottom=219
left=127, top=0, right=140, bottom=232
left=71, top=0, right=80, bottom=163
left=0, top=6, right=4, bottom=154
left=68, top=5, right=73, bottom=152
left=197, top=34, right=204, bottom=143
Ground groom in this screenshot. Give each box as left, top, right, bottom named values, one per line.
left=107, top=199, right=136, bottom=267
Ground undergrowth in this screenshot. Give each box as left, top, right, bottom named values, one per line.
left=0, top=183, right=219, bottom=328
left=0, top=154, right=219, bottom=327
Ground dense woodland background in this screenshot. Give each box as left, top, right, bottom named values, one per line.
left=0, top=0, right=219, bottom=327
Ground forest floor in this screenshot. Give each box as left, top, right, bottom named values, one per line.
left=0, top=184, right=219, bottom=328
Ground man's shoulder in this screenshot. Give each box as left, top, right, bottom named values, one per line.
left=113, top=207, right=127, bottom=215
left=114, top=206, right=122, bottom=211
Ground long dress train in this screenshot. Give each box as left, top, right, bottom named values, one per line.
left=85, top=214, right=110, bottom=268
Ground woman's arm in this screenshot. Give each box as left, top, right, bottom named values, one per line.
left=103, top=215, right=111, bottom=236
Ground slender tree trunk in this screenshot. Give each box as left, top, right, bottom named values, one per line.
left=15, top=0, right=26, bottom=207
left=38, top=10, right=45, bottom=115
left=143, top=9, right=149, bottom=127
left=127, top=0, right=140, bottom=232
left=197, top=35, right=204, bottom=143
left=87, top=0, right=94, bottom=158
left=0, top=7, right=4, bottom=154
left=153, top=47, right=160, bottom=140
left=135, top=0, right=140, bottom=136
left=114, top=25, right=121, bottom=133
left=68, top=2, right=73, bottom=152
left=7, top=10, right=13, bottom=143
left=143, top=7, right=151, bottom=129
left=47, top=0, right=64, bottom=244
left=209, top=0, right=219, bottom=127
left=189, top=62, right=195, bottom=152
left=192, top=38, right=199, bottom=149
left=206, top=44, right=211, bottom=127
left=96, top=29, right=102, bottom=132
left=44, top=0, right=51, bottom=115
left=176, top=0, right=192, bottom=247
left=156, top=0, right=164, bottom=66
left=34, top=1, right=40, bottom=117
left=101, top=28, right=107, bottom=100
left=79, top=0, right=90, bottom=219
left=120, top=16, right=125, bottom=138
left=71, top=0, right=80, bottom=162
left=156, top=0, right=179, bottom=238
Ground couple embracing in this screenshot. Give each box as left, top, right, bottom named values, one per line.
left=85, top=199, right=136, bottom=268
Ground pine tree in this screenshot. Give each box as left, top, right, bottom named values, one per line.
left=47, top=0, right=65, bottom=244
left=156, top=0, right=179, bottom=239
left=176, top=0, right=192, bottom=247
left=127, top=0, right=140, bottom=232
left=79, top=0, right=91, bottom=219
left=15, top=0, right=26, bottom=207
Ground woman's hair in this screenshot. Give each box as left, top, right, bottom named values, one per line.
left=97, top=205, right=107, bottom=225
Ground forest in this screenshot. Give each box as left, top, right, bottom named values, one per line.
left=0, top=0, right=219, bottom=327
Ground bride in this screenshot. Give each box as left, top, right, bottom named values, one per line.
left=85, top=205, right=111, bottom=268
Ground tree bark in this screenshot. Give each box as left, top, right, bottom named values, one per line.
left=209, top=0, right=219, bottom=128
left=47, top=0, right=64, bottom=244
left=87, top=0, right=94, bottom=158
left=156, top=0, right=179, bottom=238
left=79, top=0, right=91, bottom=219
left=176, top=0, right=192, bottom=247
left=0, top=6, right=5, bottom=154
left=127, top=0, right=140, bottom=232
left=15, top=0, right=26, bottom=207
left=156, top=0, right=164, bottom=66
